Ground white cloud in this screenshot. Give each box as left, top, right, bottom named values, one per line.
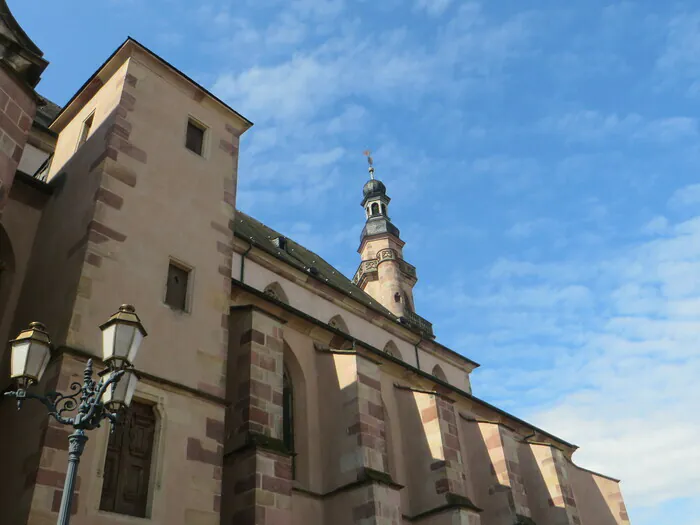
left=505, top=218, right=560, bottom=239
left=434, top=210, right=700, bottom=514
left=641, top=215, right=669, bottom=236
left=669, top=183, right=700, bottom=208
left=539, top=111, right=697, bottom=143
left=656, top=12, right=700, bottom=96
left=414, top=0, right=452, bottom=17
left=211, top=3, right=532, bottom=126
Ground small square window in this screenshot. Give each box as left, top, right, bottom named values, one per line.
left=165, top=261, right=190, bottom=311
left=77, top=112, right=94, bottom=149
left=185, top=118, right=206, bottom=156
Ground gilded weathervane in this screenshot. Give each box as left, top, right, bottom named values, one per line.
left=364, top=149, right=375, bottom=179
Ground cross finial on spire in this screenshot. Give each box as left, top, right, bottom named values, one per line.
left=363, top=150, right=375, bottom=179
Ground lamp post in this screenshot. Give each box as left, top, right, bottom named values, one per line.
left=3, top=304, right=147, bottom=525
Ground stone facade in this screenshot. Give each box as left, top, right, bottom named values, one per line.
left=0, top=15, right=630, bottom=525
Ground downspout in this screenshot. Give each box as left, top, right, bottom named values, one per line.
left=414, top=336, right=423, bottom=371
left=239, top=241, right=253, bottom=283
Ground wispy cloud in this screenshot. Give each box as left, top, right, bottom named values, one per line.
left=426, top=205, right=700, bottom=516
left=538, top=111, right=698, bottom=144
left=414, top=0, right=452, bottom=17
left=656, top=12, right=700, bottom=96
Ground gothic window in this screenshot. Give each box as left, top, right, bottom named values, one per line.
left=283, top=366, right=295, bottom=478
left=99, top=401, right=156, bottom=518
left=264, top=282, right=289, bottom=304
left=371, top=202, right=379, bottom=216
left=432, top=365, right=447, bottom=382
left=383, top=340, right=400, bottom=359
left=328, top=315, right=349, bottom=334
left=0, top=226, right=15, bottom=319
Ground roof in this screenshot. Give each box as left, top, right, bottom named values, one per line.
left=0, top=0, right=48, bottom=87
left=234, top=211, right=395, bottom=318
left=33, top=95, right=61, bottom=132
left=235, top=211, right=480, bottom=369
left=51, top=37, right=252, bottom=132
left=0, top=0, right=43, bottom=57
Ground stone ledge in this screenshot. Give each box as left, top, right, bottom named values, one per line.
left=224, top=431, right=294, bottom=459
left=403, top=493, right=483, bottom=522
left=290, top=468, right=403, bottom=500
left=515, top=515, right=537, bottom=525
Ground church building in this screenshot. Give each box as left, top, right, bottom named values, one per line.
left=0, top=3, right=629, bottom=525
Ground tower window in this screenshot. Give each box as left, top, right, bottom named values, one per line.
left=165, top=260, right=191, bottom=311
left=381, top=204, right=387, bottom=215
left=185, top=118, right=206, bottom=156
left=371, top=203, right=379, bottom=216
left=77, top=112, right=95, bottom=149
left=394, top=292, right=401, bottom=303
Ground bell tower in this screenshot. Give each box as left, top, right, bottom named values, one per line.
left=353, top=152, right=417, bottom=318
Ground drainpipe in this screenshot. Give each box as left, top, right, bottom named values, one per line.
left=414, top=336, right=423, bottom=371
left=239, top=241, right=253, bottom=283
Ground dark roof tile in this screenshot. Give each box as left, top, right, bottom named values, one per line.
left=235, top=211, right=394, bottom=319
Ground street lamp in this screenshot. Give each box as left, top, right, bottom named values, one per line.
left=3, top=305, right=147, bottom=525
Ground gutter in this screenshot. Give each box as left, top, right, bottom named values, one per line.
left=414, top=336, right=423, bottom=371
left=239, top=240, right=253, bottom=283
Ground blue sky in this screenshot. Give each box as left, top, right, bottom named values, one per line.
left=15, top=0, right=700, bottom=522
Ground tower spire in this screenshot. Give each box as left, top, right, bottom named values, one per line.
left=353, top=152, right=422, bottom=325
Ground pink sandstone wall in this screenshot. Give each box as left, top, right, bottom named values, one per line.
left=0, top=67, right=36, bottom=214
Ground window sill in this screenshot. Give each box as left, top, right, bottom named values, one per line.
left=95, top=510, right=152, bottom=523
left=184, top=147, right=207, bottom=160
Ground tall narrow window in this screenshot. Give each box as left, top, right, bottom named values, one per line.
left=371, top=202, right=379, bottom=216
left=283, top=367, right=295, bottom=478
left=100, top=401, right=156, bottom=518
left=77, top=112, right=94, bottom=149
left=165, top=261, right=190, bottom=311
left=185, top=118, right=206, bottom=156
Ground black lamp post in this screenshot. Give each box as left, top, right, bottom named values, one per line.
left=3, top=304, right=147, bottom=525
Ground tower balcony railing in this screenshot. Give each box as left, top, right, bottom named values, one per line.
left=401, top=310, right=435, bottom=339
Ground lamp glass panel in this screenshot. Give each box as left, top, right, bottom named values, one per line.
left=101, top=324, right=116, bottom=362
left=104, top=370, right=139, bottom=408
left=10, top=340, right=30, bottom=379
left=32, top=343, right=51, bottom=383
left=126, top=328, right=143, bottom=364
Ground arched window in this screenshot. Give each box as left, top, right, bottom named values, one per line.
left=283, top=365, right=296, bottom=479
left=0, top=226, right=16, bottom=320
left=264, top=282, right=289, bottom=304
left=394, top=292, right=401, bottom=303
left=371, top=202, right=379, bottom=216
left=383, top=340, right=401, bottom=359
left=381, top=203, right=387, bottom=215
left=432, top=364, right=447, bottom=382
left=328, top=314, right=349, bottom=334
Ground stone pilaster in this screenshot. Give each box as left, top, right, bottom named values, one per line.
left=414, top=393, right=466, bottom=498
left=530, top=444, right=580, bottom=525
left=328, top=350, right=402, bottom=525
left=406, top=390, right=481, bottom=523
left=224, top=307, right=292, bottom=525
left=478, top=423, right=531, bottom=523
left=332, top=352, right=387, bottom=480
